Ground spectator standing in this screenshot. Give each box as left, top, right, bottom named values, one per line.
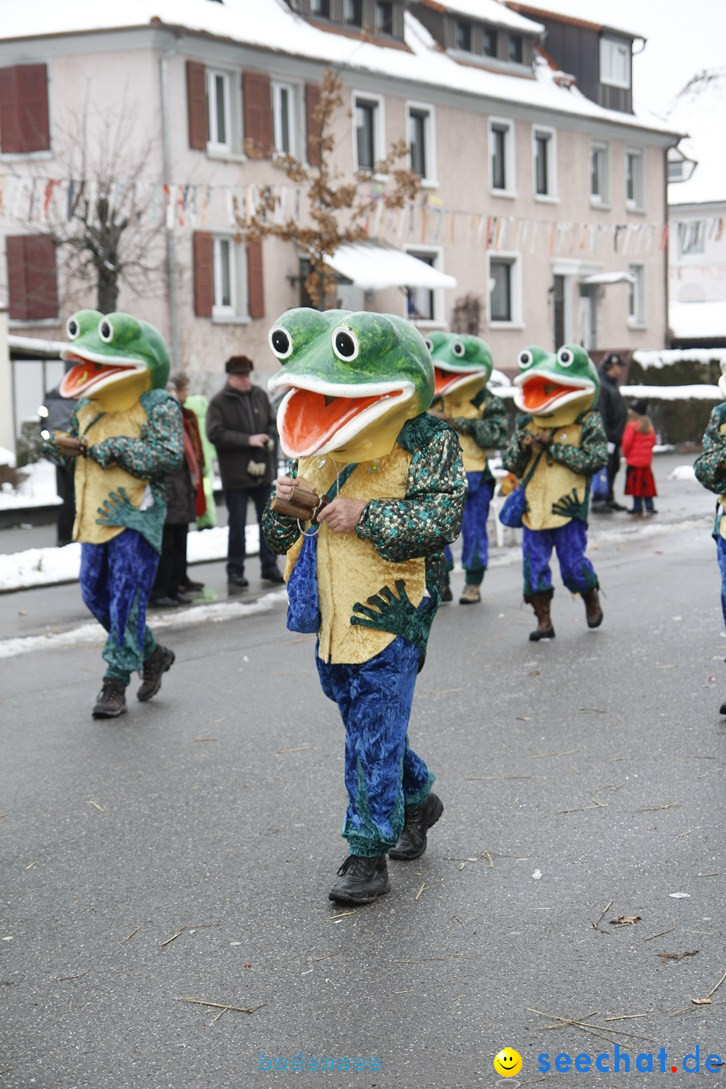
left=594, top=352, right=628, bottom=512
left=622, top=399, right=658, bottom=516
left=41, top=379, right=77, bottom=546
left=206, top=355, right=283, bottom=592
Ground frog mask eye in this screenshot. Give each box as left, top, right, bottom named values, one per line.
left=518, top=349, right=534, bottom=369
left=557, top=346, right=574, bottom=367
left=269, top=326, right=294, bottom=360
left=332, top=327, right=360, bottom=363
left=66, top=316, right=81, bottom=340
left=98, top=317, right=114, bottom=344
left=424, top=337, right=433, bottom=351
left=452, top=340, right=466, bottom=358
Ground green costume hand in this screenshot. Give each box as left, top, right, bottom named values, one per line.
left=350, top=578, right=439, bottom=656
left=96, top=486, right=148, bottom=533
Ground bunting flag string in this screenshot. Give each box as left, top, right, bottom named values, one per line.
left=0, top=172, right=719, bottom=259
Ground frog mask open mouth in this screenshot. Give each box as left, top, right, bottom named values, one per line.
left=514, top=344, right=599, bottom=417
left=425, top=332, right=493, bottom=399
left=267, top=309, right=434, bottom=459
left=59, top=310, right=169, bottom=400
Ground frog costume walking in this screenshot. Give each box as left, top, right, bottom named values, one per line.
left=43, top=311, right=183, bottom=718
left=501, top=345, right=607, bottom=640
left=693, top=361, right=726, bottom=715
left=427, top=332, right=507, bottom=605
left=263, top=309, right=466, bottom=905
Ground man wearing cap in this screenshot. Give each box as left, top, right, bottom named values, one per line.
left=207, top=355, right=283, bottom=591
left=594, top=352, right=628, bottom=511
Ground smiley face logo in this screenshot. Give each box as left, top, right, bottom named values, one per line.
left=493, top=1047, right=522, bottom=1077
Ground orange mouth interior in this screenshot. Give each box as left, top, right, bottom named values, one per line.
left=60, top=356, right=132, bottom=397
left=433, top=367, right=473, bottom=397
left=281, top=387, right=399, bottom=453
left=520, top=374, right=581, bottom=412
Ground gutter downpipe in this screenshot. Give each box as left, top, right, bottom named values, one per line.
left=160, top=31, right=182, bottom=371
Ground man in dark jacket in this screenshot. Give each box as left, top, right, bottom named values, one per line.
left=595, top=352, right=628, bottom=511
left=206, top=355, right=283, bottom=592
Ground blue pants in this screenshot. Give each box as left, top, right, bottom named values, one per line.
left=444, top=473, right=493, bottom=586
left=316, top=637, right=434, bottom=857
left=522, top=520, right=598, bottom=599
left=225, top=484, right=278, bottom=578
left=717, top=536, right=726, bottom=628
left=80, top=531, right=159, bottom=684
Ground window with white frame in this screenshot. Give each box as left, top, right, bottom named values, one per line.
left=488, top=254, right=521, bottom=324
left=212, top=236, right=248, bottom=320
left=404, top=247, right=444, bottom=323
left=483, top=28, right=498, bottom=57
left=678, top=220, right=705, bottom=256
left=508, top=34, right=523, bottom=63
left=375, top=0, right=393, bottom=34
left=490, top=118, right=515, bottom=195
left=272, top=81, right=299, bottom=157
left=600, top=37, right=630, bottom=88
left=344, top=0, right=363, bottom=27
left=354, top=93, right=384, bottom=172
left=311, top=0, right=330, bottom=14
left=590, top=141, right=610, bottom=205
left=625, top=148, right=644, bottom=210
left=456, top=20, right=472, bottom=51
left=533, top=126, right=557, bottom=198
left=408, top=103, right=436, bottom=183
left=628, top=264, right=645, bottom=325
left=207, top=68, right=232, bottom=152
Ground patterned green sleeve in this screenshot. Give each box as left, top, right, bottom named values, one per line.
left=549, top=410, right=607, bottom=476
left=356, top=418, right=467, bottom=562
left=694, top=403, right=726, bottom=494
left=262, top=459, right=302, bottom=554
left=453, top=390, right=508, bottom=450
left=40, top=403, right=82, bottom=473
left=501, top=415, right=532, bottom=478
left=88, top=391, right=183, bottom=481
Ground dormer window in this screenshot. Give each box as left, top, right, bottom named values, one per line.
left=456, top=21, right=472, bottom=51
left=508, top=34, right=523, bottom=63
left=483, top=28, right=498, bottom=58
left=376, top=1, right=393, bottom=34
left=600, top=37, right=630, bottom=89
left=344, top=0, right=362, bottom=27
left=311, top=0, right=330, bottom=15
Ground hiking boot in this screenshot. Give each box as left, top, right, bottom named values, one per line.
left=227, top=574, right=249, bottom=594
left=389, top=792, right=444, bottom=861
left=459, top=584, right=481, bottom=605
left=440, top=585, right=453, bottom=603
left=328, top=854, right=390, bottom=905
left=528, top=591, right=555, bottom=641
left=261, top=567, right=284, bottom=584
left=179, top=578, right=204, bottom=592
left=136, top=644, right=175, bottom=702
left=92, top=678, right=128, bottom=719
left=582, top=587, right=603, bottom=629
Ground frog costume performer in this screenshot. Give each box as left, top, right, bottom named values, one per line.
left=262, top=309, right=466, bottom=905
left=693, top=361, right=726, bottom=715
left=43, top=311, right=183, bottom=718
left=427, top=332, right=507, bottom=605
left=501, top=345, right=607, bottom=640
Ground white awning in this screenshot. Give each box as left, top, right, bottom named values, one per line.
left=326, top=242, right=457, bottom=291
left=580, top=271, right=636, bottom=286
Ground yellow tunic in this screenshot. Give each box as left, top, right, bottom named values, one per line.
left=440, top=393, right=487, bottom=473
left=523, top=421, right=586, bottom=531
left=285, top=445, right=426, bottom=665
left=73, top=401, right=149, bottom=544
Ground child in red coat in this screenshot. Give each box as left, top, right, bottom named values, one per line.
left=622, top=399, right=657, bottom=515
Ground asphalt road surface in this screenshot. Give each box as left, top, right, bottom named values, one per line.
left=1, top=456, right=724, bottom=1088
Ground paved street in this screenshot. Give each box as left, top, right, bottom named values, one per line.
left=1, top=455, right=724, bottom=1088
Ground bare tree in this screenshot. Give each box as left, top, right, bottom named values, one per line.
left=451, top=293, right=485, bottom=335
left=240, top=68, right=421, bottom=307
left=46, top=100, right=166, bottom=312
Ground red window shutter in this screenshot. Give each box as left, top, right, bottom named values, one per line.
left=247, top=238, right=265, bottom=320
left=243, top=72, right=272, bottom=157
left=186, top=61, right=208, bottom=150
left=0, top=64, right=49, bottom=153
left=193, top=231, right=213, bottom=317
left=7, top=234, right=57, bottom=321
left=305, top=83, right=321, bottom=166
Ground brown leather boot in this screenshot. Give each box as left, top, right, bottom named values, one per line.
left=582, top=587, right=603, bottom=628
left=528, top=592, right=555, bottom=641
